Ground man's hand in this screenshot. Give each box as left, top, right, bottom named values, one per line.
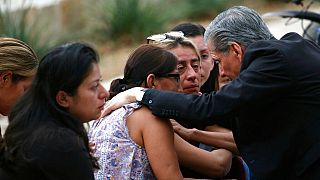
left=100, top=87, right=145, bottom=118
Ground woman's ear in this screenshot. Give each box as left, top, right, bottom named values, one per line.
left=0, top=71, right=13, bottom=88
left=56, top=91, right=71, bottom=108
left=145, top=74, right=157, bottom=89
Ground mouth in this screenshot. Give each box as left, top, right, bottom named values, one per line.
left=98, top=104, right=105, bottom=111
left=183, top=85, right=199, bottom=94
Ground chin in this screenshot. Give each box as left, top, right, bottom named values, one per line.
left=83, top=115, right=100, bottom=123
left=185, top=90, right=200, bottom=95
left=95, top=113, right=101, bottom=120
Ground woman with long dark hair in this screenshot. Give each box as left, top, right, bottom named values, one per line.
left=0, top=42, right=109, bottom=179
left=89, top=44, right=183, bottom=179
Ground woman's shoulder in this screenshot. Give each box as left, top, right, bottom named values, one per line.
left=90, top=103, right=140, bottom=131
left=129, top=105, right=155, bottom=120
left=19, top=122, right=87, bottom=169
left=32, top=122, right=84, bottom=153
left=129, top=105, right=171, bottom=128
left=126, top=105, right=172, bottom=147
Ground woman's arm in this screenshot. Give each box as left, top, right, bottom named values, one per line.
left=128, top=107, right=183, bottom=180
left=171, top=120, right=239, bottom=155
left=193, top=129, right=239, bottom=155
left=174, top=133, right=233, bottom=177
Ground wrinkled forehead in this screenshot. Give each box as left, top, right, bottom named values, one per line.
left=170, top=45, right=200, bottom=62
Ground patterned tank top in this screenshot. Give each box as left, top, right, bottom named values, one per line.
left=88, top=103, right=155, bottom=180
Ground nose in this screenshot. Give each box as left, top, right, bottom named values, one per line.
left=99, top=84, right=110, bottom=100
left=185, top=66, right=198, bottom=82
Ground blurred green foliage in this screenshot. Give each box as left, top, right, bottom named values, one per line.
left=0, top=0, right=73, bottom=58
left=90, top=0, right=235, bottom=44
left=91, top=0, right=176, bottom=44
left=174, top=0, right=240, bottom=20
left=0, top=0, right=261, bottom=48
left=1, top=1, right=50, bottom=58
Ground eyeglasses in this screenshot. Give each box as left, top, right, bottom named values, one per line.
left=155, top=73, right=180, bottom=83
left=147, top=31, right=185, bottom=44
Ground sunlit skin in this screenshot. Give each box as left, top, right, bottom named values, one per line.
left=187, top=35, right=214, bottom=87
left=126, top=68, right=184, bottom=179
left=0, top=71, right=34, bottom=116
left=65, top=63, right=109, bottom=123
left=169, top=46, right=201, bottom=95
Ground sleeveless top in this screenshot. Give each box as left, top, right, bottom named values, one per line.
left=88, top=103, right=155, bottom=180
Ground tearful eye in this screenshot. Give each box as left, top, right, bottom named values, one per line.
left=191, top=60, right=200, bottom=72
left=177, top=65, right=186, bottom=74
left=192, top=66, right=199, bottom=72
left=91, top=82, right=100, bottom=90
left=201, top=54, right=209, bottom=60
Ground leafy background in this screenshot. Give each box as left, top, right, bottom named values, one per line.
left=0, top=0, right=307, bottom=79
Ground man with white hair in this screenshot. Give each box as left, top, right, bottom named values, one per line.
left=105, top=6, right=320, bottom=179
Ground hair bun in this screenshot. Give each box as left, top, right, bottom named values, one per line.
left=119, top=78, right=127, bottom=85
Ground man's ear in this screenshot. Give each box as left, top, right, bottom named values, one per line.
left=56, top=91, right=71, bottom=108
left=0, top=71, right=13, bottom=88
left=230, top=42, right=243, bottom=62
left=145, top=74, right=157, bottom=88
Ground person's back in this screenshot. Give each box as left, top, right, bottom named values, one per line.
left=89, top=45, right=183, bottom=179
left=201, top=7, right=320, bottom=178
left=89, top=103, right=155, bottom=178
left=0, top=121, right=93, bottom=180
left=232, top=32, right=320, bottom=179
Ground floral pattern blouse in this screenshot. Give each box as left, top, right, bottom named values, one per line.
left=88, top=103, right=156, bottom=180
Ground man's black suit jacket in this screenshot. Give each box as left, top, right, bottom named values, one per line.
left=141, top=33, right=320, bottom=179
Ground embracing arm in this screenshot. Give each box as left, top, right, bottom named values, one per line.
left=191, top=128, right=238, bottom=155
left=103, top=46, right=291, bottom=126
left=140, top=49, right=291, bottom=124
left=172, top=120, right=239, bottom=154
left=174, top=133, right=232, bottom=177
